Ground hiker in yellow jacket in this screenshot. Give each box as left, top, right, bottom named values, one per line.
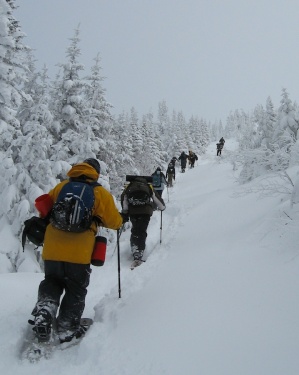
left=29, top=159, right=122, bottom=344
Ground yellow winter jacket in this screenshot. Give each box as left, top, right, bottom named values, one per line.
left=42, top=163, right=123, bottom=264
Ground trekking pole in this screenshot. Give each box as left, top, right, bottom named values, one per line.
left=117, top=229, right=121, bottom=298
left=112, top=225, right=124, bottom=257
left=160, top=211, right=163, bottom=244
left=167, top=185, right=169, bottom=203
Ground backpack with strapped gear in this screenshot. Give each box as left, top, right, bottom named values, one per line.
left=126, top=178, right=152, bottom=207
left=50, top=180, right=100, bottom=232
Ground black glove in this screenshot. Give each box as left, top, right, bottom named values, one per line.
left=121, top=212, right=129, bottom=223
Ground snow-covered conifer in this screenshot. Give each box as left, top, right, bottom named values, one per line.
left=274, top=88, right=299, bottom=147
left=51, top=26, right=93, bottom=164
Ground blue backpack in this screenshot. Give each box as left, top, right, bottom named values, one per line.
left=151, top=173, right=161, bottom=188
left=50, top=180, right=99, bottom=232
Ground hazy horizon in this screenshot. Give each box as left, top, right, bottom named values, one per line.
left=15, top=0, right=299, bottom=122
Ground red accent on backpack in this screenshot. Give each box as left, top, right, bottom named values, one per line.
left=35, top=194, right=53, bottom=218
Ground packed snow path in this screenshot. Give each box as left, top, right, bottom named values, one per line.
left=1, top=139, right=299, bottom=375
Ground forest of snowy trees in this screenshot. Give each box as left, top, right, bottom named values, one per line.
left=1, top=0, right=299, bottom=273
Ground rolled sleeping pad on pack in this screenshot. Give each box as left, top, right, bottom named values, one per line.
left=126, top=175, right=153, bottom=183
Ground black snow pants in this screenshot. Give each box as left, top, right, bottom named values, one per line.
left=130, top=214, right=151, bottom=259
left=33, top=260, right=91, bottom=331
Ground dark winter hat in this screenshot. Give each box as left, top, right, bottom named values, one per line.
left=156, top=167, right=161, bottom=171
left=83, top=158, right=101, bottom=174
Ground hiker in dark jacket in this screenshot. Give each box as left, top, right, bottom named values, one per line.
left=178, top=151, right=188, bottom=172
left=171, top=156, right=178, bottom=165
left=216, top=142, right=223, bottom=156
left=166, top=162, right=176, bottom=187
left=219, top=137, right=225, bottom=145
left=29, top=159, right=122, bottom=344
left=151, top=167, right=168, bottom=197
left=188, top=151, right=198, bottom=168
left=121, top=177, right=165, bottom=263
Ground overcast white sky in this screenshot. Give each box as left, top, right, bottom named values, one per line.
left=15, top=0, right=299, bottom=122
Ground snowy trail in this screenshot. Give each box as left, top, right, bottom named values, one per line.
left=93, top=141, right=299, bottom=375
left=1, top=139, right=299, bottom=375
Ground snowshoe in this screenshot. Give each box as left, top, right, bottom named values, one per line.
left=130, top=259, right=145, bottom=270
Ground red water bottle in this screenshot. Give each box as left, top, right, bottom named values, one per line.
left=91, top=236, right=107, bottom=266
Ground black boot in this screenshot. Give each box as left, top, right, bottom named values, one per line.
left=28, top=309, right=53, bottom=342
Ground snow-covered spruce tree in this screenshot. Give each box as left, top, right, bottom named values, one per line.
left=252, top=104, right=265, bottom=148
left=47, top=69, right=63, bottom=144
left=83, top=52, right=124, bottom=194
left=0, top=0, right=41, bottom=272
left=13, top=59, right=56, bottom=194
left=166, top=110, right=180, bottom=158
left=0, top=0, right=28, bottom=152
left=260, top=97, right=276, bottom=149
left=273, top=88, right=299, bottom=148
left=225, top=111, right=236, bottom=139
left=139, top=112, right=167, bottom=175
left=51, top=26, right=98, bottom=168
left=157, top=99, right=169, bottom=137
left=238, top=126, right=296, bottom=186
left=239, top=111, right=261, bottom=150
left=198, top=118, right=210, bottom=154
left=139, top=115, right=158, bottom=174
left=175, top=111, right=189, bottom=152
left=110, top=111, right=137, bottom=197
left=162, top=108, right=175, bottom=159
left=218, top=120, right=224, bottom=140
left=84, top=53, right=113, bottom=162
left=187, top=116, right=199, bottom=153
left=128, top=107, right=143, bottom=174
left=178, top=111, right=192, bottom=152
left=210, top=120, right=219, bottom=142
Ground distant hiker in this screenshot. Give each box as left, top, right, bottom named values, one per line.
left=188, top=150, right=198, bottom=168
left=216, top=142, right=223, bottom=156
left=171, top=156, right=178, bottom=165
left=121, top=177, right=165, bottom=265
left=151, top=167, right=168, bottom=197
left=178, top=151, right=188, bottom=173
left=166, top=162, right=176, bottom=187
left=219, top=137, right=225, bottom=145
left=29, top=159, right=123, bottom=344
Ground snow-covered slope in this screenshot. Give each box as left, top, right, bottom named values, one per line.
left=1, top=139, right=299, bottom=375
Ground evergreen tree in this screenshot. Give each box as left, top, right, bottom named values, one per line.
left=51, top=26, right=94, bottom=164
left=140, top=112, right=167, bottom=174
left=128, top=107, right=143, bottom=173
left=176, top=111, right=188, bottom=152
left=198, top=118, right=210, bottom=154
left=85, top=52, right=114, bottom=166
left=187, top=116, right=199, bottom=153
left=0, top=0, right=28, bottom=151
left=166, top=110, right=180, bottom=157
left=157, top=99, right=169, bottom=136
left=263, top=97, right=276, bottom=148
left=110, top=111, right=137, bottom=197
left=274, top=88, right=299, bottom=148
left=0, top=0, right=44, bottom=271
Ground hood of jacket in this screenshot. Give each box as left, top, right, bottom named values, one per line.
left=67, top=163, right=99, bottom=181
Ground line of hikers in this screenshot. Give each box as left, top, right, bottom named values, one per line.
left=23, top=147, right=203, bottom=345
left=171, top=149, right=199, bottom=174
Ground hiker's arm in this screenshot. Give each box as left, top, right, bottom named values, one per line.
left=153, top=192, right=166, bottom=211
